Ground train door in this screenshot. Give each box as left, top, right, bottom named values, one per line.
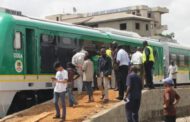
left=14, top=27, right=38, bottom=78
left=25, top=28, right=37, bottom=75
left=40, top=33, right=57, bottom=73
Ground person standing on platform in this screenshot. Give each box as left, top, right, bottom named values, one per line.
left=111, top=41, right=119, bottom=91
left=82, top=54, right=94, bottom=102
left=168, top=61, right=178, bottom=88
left=106, top=47, right=112, bottom=57
left=106, top=43, right=116, bottom=89
left=72, top=48, right=87, bottom=94
left=142, top=41, right=155, bottom=89
left=52, top=62, right=68, bottom=121
left=116, top=45, right=130, bottom=100
left=162, top=77, right=180, bottom=122
left=125, top=66, right=142, bottom=122
left=131, top=47, right=144, bottom=85
left=97, top=48, right=112, bottom=103
left=91, top=51, right=100, bottom=90
left=66, top=62, right=79, bottom=107
left=106, top=47, right=112, bottom=89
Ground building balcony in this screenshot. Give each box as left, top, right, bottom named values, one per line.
left=155, top=25, right=168, bottom=34
left=161, top=25, right=168, bottom=30
left=151, top=7, right=169, bottom=14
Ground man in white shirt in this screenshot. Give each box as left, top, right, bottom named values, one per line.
left=168, top=61, right=178, bottom=88
left=131, top=47, right=142, bottom=65
left=131, top=47, right=143, bottom=80
left=72, top=48, right=87, bottom=94
left=52, top=62, right=68, bottom=120
left=116, top=45, right=130, bottom=100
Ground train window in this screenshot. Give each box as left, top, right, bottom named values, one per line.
left=60, top=37, right=72, bottom=45
left=14, top=32, right=22, bottom=49
left=79, top=39, right=105, bottom=53
left=56, top=36, right=77, bottom=49
left=179, top=55, right=185, bottom=66
left=185, top=56, right=189, bottom=66
left=171, top=54, right=177, bottom=62
left=59, top=36, right=75, bottom=46
left=41, top=34, right=54, bottom=44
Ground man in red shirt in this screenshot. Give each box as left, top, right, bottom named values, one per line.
left=163, top=77, right=180, bottom=122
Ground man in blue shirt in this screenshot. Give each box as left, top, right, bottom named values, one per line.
left=125, top=66, right=142, bottom=122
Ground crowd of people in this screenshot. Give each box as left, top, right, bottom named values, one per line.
left=51, top=40, right=180, bottom=122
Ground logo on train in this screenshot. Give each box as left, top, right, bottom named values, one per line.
left=15, top=60, right=23, bottom=73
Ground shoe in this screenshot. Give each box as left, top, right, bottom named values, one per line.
left=101, top=94, right=105, bottom=100
left=148, top=86, right=155, bottom=89
left=53, top=115, right=60, bottom=119
left=61, top=117, right=66, bottom=121
left=114, top=88, right=118, bottom=91
left=90, top=97, right=94, bottom=102
left=74, top=102, right=78, bottom=105
left=116, top=97, right=123, bottom=100
left=103, top=99, right=109, bottom=103
left=88, top=99, right=92, bottom=103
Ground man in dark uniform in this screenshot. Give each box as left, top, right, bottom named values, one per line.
left=142, top=41, right=155, bottom=89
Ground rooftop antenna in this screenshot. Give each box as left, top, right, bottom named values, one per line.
left=73, top=7, right=77, bottom=14
left=63, top=9, right=65, bottom=14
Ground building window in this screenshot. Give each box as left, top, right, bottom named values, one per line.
left=179, top=55, right=185, bottom=66
left=14, top=32, right=22, bottom=49
left=151, top=24, right=154, bottom=29
left=154, top=24, right=157, bottom=27
left=135, top=23, right=140, bottom=30
left=148, top=13, right=151, bottom=18
left=132, top=12, right=136, bottom=15
left=137, top=10, right=140, bottom=13
left=56, top=17, right=59, bottom=21
left=146, top=24, right=149, bottom=31
left=120, top=23, right=127, bottom=30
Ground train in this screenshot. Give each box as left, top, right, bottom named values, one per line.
left=0, top=10, right=189, bottom=118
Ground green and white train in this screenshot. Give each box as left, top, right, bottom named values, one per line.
left=0, top=10, right=189, bottom=117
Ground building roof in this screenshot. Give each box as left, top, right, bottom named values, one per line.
left=62, top=12, right=152, bottom=24
left=96, top=27, right=141, bottom=38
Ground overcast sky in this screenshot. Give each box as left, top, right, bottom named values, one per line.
left=0, top=0, right=190, bottom=45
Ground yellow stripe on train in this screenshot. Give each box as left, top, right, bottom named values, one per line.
left=0, top=74, right=54, bottom=82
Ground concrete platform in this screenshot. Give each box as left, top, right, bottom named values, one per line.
left=177, top=116, right=190, bottom=122
left=84, top=87, right=190, bottom=122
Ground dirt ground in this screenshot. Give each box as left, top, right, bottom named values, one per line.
left=3, top=90, right=119, bottom=122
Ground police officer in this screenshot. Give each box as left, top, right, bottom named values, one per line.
left=142, top=41, right=155, bottom=89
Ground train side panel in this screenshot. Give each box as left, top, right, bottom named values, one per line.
left=169, top=47, right=190, bottom=84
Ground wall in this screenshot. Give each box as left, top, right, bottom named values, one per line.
left=83, top=88, right=190, bottom=122
left=98, top=19, right=151, bottom=37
